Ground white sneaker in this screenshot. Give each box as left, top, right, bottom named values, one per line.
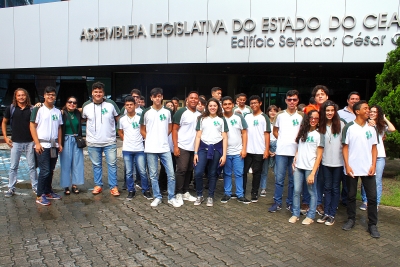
left=206, top=197, right=213, bottom=207
left=168, top=198, right=182, bottom=207
left=150, top=198, right=162, bottom=207
left=182, top=192, right=196, bottom=202
left=175, top=193, right=184, bottom=206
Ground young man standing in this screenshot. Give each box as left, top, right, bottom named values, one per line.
left=82, top=82, right=120, bottom=196
left=172, top=91, right=200, bottom=205
left=2, top=88, right=37, bottom=197
left=243, top=95, right=271, bottom=203
left=30, top=86, right=63, bottom=206
left=171, top=97, right=180, bottom=111
left=269, top=90, right=303, bottom=212
left=341, top=101, right=379, bottom=238
left=233, top=93, right=252, bottom=116
left=140, top=87, right=181, bottom=207
left=118, top=96, right=152, bottom=200
left=211, top=87, right=222, bottom=102
left=221, top=96, right=250, bottom=204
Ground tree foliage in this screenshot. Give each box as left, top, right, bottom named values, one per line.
left=369, top=38, right=400, bottom=158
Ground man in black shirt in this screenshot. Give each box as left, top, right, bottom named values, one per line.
left=2, top=88, right=37, bottom=197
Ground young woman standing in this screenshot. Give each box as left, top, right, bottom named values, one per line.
left=317, top=101, right=345, bottom=225
left=290, top=110, right=324, bottom=225
left=360, top=105, right=396, bottom=211
left=193, top=98, right=228, bottom=207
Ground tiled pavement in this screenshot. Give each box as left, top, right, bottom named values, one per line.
left=1, top=149, right=400, bottom=266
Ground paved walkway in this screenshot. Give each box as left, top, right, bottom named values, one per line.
left=1, top=149, right=400, bottom=266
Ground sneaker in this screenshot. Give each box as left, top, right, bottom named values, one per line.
left=46, top=192, right=62, bottom=200
left=251, top=194, right=258, bottom=203
left=36, top=194, right=51, bottom=206
left=268, top=203, right=282, bottom=212
left=302, top=217, right=314, bottom=225
left=237, top=197, right=251, bottom=204
left=286, top=204, right=292, bottom=212
left=110, top=187, right=120, bottom=197
left=194, top=196, right=204, bottom=206
left=221, top=195, right=231, bottom=203
left=92, top=186, right=103, bottom=195
left=316, top=204, right=324, bottom=215
left=151, top=198, right=162, bottom=207
left=206, top=197, right=213, bottom=207
left=325, top=216, right=335, bottom=226
left=230, top=193, right=238, bottom=199
left=359, top=202, right=367, bottom=211
left=5, top=189, right=15, bottom=198
left=143, top=191, right=153, bottom=200
left=317, top=215, right=330, bottom=224
left=175, top=193, right=184, bottom=206
left=126, top=191, right=135, bottom=200
left=218, top=175, right=223, bottom=181
left=289, top=216, right=299, bottom=223
left=182, top=192, right=196, bottom=202
left=342, top=219, right=355, bottom=231
left=260, top=189, right=267, bottom=197
left=135, top=183, right=142, bottom=190
left=368, top=225, right=380, bottom=238
left=168, top=198, right=182, bottom=207
left=300, top=203, right=309, bottom=215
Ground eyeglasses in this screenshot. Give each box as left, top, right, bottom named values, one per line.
left=67, top=101, right=77, bottom=105
left=46, top=93, right=56, bottom=97
left=286, top=98, right=298, bottom=102
left=310, top=117, right=319, bottom=121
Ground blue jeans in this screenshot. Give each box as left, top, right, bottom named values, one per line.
left=316, top=166, right=324, bottom=205
left=87, top=144, right=118, bottom=189
left=260, top=140, right=277, bottom=190
left=194, top=149, right=221, bottom=198
left=123, top=151, right=149, bottom=193
left=60, top=135, right=84, bottom=188
left=322, top=165, right=342, bottom=217
left=146, top=152, right=175, bottom=200
left=293, top=168, right=317, bottom=219
left=361, top=157, right=385, bottom=205
left=9, top=142, right=37, bottom=191
left=223, top=154, right=244, bottom=197
left=36, top=148, right=58, bottom=196
left=273, top=155, right=294, bottom=206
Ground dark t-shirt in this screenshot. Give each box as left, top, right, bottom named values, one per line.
left=4, top=105, right=33, bottom=142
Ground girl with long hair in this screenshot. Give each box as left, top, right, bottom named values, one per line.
left=290, top=110, right=324, bottom=225
left=193, top=98, right=228, bottom=207
left=317, top=101, right=345, bottom=225
left=360, top=105, right=395, bottom=211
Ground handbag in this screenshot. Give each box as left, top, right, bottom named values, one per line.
left=65, top=111, right=87, bottom=148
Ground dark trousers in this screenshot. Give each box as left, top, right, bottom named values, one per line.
left=159, top=153, right=176, bottom=191
left=36, top=148, right=58, bottom=197
left=243, top=153, right=264, bottom=196
left=341, top=172, right=348, bottom=204
left=346, top=175, right=378, bottom=226
left=175, top=148, right=194, bottom=194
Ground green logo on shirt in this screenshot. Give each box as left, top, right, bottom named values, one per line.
left=51, top=115, right=58, bottom=121
left=213, top=121, right=221, bottom=126
left=292, top=119, right=299, bottom=126
left=254, top=120, right=259, bottom=126
left=306, top=136, right=315, bottom=143
left=366, top=130, right=372, bottom=139
left=159, top=114, right=167, bottom=121
left=132, top=122, right=139, bottom=129
left=101, top=108, right=108, bottom=115
left=230, top=119, right=237, bottom=126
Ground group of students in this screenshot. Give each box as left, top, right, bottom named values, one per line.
left=3, top=83, right=394, bottom=239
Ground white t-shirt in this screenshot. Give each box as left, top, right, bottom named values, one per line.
left=140, top=106, right=172, bottom=153
left=245, top=113, right=271, bottom=154
left=30, top=106, right=63, bottom=148
left=82, top=99, right=119, bottom=146
left=376, top=126, right=388, bottom=158
left=275, top=110, right=303, bottom=156
left=225, top=113, right=248, bottom=155
left=342, top=121, right=378, bottom=176
left=172, top=107, right=201, bottom=151
left=118, top=114, right=144, bottom=152
left=234, top=106, right=252, bottom=117
left=270, top=122, right=277, bottom=141
left=322, top=121, right=345, bottom=167
left=296, top=130, right=325, bottom=170
left=196, top=116, right=228, bottom=145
